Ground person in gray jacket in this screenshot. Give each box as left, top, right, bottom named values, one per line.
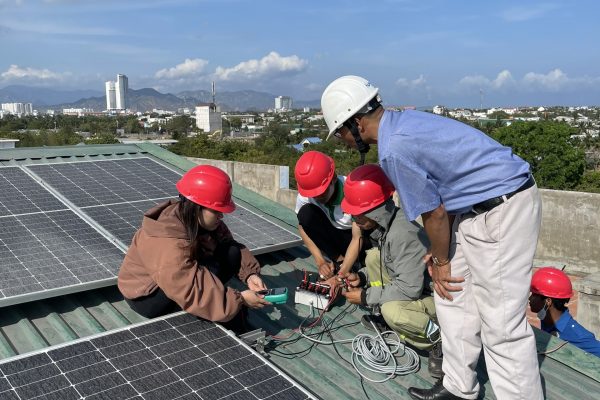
left=340, top=164, right=443, bottom=378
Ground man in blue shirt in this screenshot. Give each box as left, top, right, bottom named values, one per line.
left=321, top=76, right=543, bottom=400
left=530, top=267, right=600, bottom=357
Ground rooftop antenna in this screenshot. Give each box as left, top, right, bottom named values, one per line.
left=479, top=88, right=484, bottom=110
left=212, top=81, right=216, bottom=106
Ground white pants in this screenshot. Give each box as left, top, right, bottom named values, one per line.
left=437, top=185, right=543, bottom=400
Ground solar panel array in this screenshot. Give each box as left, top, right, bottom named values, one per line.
left=0, top=167, right=123, bottom=302
left=0, top=313, right=313, bottom=400
left=0, top=157, right=301, bottom=306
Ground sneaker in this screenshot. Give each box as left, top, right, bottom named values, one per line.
left=361, top=314, right=390, bottom=333
left=428, top=342, right=443, bottom=379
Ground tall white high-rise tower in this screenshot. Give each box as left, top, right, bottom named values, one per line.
left=105, top=81, right=116, bottom=110
left=105, top=74, right=128, bottom=111
left=115, top=74, right=128, bottom=110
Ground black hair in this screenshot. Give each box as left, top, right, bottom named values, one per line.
left=177, top=195, right=205, bottom=257
left=551, top=297, right=570, bottom=312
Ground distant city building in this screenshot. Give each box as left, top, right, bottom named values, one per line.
left=105, top=74, right=128, bottom=111
left=115, top=74, right=128, bottom=110
left=275, top=96, right=292, bottom=111
left=105, top=81, right=116, bottom=110
left=195, top=103, right=222, bottom=133
left=0, top=139, right=19, bottom=149
left=303, top=107, right=310, bottom=113
left=1, top=102, right=33, bottom=116
left=432, top=105, right=445, bottom=115
left=63, top=108, right=96, bottom=116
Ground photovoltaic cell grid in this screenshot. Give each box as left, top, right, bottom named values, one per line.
left=26, top=158, right=180, bottom=207
left=0, top=313, right=313, bottom=400
left=0, top=167, right=65, bottom=216
left=27, top=158, right=301, bottom=252
left=223, top=206, right=301, bottom=253
left=81, top=199, right=168, bottom=245
left=0, top=167, right=123, bottom=302
left=82, top=200, right=302, bottom=253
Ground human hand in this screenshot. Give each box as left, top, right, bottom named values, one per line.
left=241, top=290, right=270, bottom=309
left=341, top=287, right=363, bottom=304
left=344, top=272, right=361, bottom=288
left=318, top=261, right=334, bottom=280
left=246, top=274, right=267, bottom=291
left=428, top=261, right=464, bottom=301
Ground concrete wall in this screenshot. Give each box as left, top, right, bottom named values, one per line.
left=187, top=157, right=296, bottom=209
left=537, top=189, right=600, bottom=275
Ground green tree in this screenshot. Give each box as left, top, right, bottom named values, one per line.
left=575, top=170, right=600, bottom=193
left=490, top=121, right=586, bottom=190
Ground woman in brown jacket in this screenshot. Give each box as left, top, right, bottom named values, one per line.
left=118, top=165, right=269, bottom=330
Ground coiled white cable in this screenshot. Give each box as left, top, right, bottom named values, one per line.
left=297, top=304, right=420, bottom=382
left=350, top=320, right=420, bottom=382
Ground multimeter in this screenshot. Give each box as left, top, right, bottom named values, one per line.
left=257, top=287, right=288, bottom=304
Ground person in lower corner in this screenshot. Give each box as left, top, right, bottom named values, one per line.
left=294, top=150, right=370, bottom=281
left=529, top=267, right=600, bottom=357
left=118, top=165, right=270, bottom=334
left=339, top=164, right=443, bottom=378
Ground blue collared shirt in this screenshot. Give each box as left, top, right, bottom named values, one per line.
left=542, top=311, right=600, bottom=357
left=378, top=110, right=531, bottom=221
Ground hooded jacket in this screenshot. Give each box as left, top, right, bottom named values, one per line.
left=359, top=198, right=430, bottom=305
left=118, top=200, right=260, bottom=322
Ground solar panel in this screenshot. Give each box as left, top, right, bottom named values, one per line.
left=27, top=158, right=302, bottom=253
left=0, top=167, right=66, bottom=216
left=26, top=158, right=181, bottom=207
left=0, top=166, right=124, bottom=306
left=81, top=199, right=170, bottom=245
left=82, top=199, right=302, bottom=254
left=0, top=312, right=314, bottom=400
left=223, top=206, right=302, bottom=255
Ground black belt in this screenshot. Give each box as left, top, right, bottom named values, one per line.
left=472, top=176, right=535, bottom=214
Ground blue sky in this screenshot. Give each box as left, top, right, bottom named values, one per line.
left=1, top=0, right=599, bottom=107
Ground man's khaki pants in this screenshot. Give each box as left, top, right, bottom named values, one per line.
left=365, top=249, right=436, bottom=350
left=437, top=185, right=543, bottom=400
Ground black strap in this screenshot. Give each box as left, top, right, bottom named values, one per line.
left=346, top=120, right=370, bottom=165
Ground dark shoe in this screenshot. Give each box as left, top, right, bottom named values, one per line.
left=408, top=378, right=467, bottom=400
left=428, top=342, right=443, bottom=379
left=361, top=314, right=390, bottom=332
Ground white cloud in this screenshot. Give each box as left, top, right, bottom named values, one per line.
left=0, top=64, right=67, bottom=82
left=213, top=51, right=307, bottom=82
left=396, top=74, right=427, bottom=89
left=459, top=69, right=600, bottom=93
left=459, top=69, right=516, bottom=89
left=155, top=58, right=209, bottom=79
left=522, top=69, right=570, bottom=91
left=500, top=4, right=560, bottom=22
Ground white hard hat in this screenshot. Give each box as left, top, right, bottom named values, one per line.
left=321, top=75, right=379, bottom=140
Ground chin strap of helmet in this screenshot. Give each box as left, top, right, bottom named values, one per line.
left=344, top=120, right=370, bottom=165
left=346, top=96, right=382, bottom=166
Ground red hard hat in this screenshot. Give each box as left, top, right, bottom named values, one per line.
left=294, top=151, right=335, bottom=197
left=176, top=165, right=235, bottom=213
left=341, top=164, right=395, bottom=215
left=531, top=267, right=573, bottom=299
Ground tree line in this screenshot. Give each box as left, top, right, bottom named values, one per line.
left=1, top=113, right=599, bottom=193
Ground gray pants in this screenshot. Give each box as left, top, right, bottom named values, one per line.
left=437, top=185, right=543, bottom=399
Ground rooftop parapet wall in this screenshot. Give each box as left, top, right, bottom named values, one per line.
left=537, top=189, right=600, bottom=275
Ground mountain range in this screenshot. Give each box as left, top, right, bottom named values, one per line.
left=0, top=85, right=320, bottom=112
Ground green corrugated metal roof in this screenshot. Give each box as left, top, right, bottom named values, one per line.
left=1, top=143, right=599, bottom=399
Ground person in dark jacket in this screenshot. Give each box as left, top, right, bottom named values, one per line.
left=529, top=267, right=600, bottom=357
left=118, top=165, right=269, bottom=330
